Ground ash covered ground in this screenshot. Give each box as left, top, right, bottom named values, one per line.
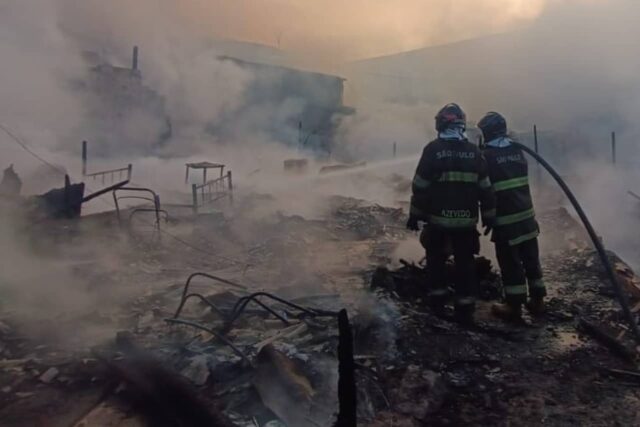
left=1, top=179, right=640, bottom=427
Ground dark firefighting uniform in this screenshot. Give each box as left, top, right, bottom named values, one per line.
left=483, top=142, right=545, bottom=305
left=410, top=138, right=496, bottom=309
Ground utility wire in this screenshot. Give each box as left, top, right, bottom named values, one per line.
left=0, top=123, right=67, bottom=176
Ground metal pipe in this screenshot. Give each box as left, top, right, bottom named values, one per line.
left=513, top=141, right=640, bottom=343
left=191, top=183, right=198, bottom=214
left=231, top=292, right=319, bottom=318
left=116, top=195, right=156, bottom=204
left=82, top=179, right=129, bottom=203
left=611, top=131, right=617, bottom=165
left=224, top=297, right=291, bottom=330
left=82, top=141, right=87, bottom=176
left=173, top=273, right=247, bottom=318
left=153, top=194, right=161, bottom=229
left=132, top=46, right=139, bottom=71
left=164, top=318, right=253, bottom=367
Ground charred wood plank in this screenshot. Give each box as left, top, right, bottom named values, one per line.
left=253, top=344, right=315, bottom=426
left=579, top=318, right=636, bottom=363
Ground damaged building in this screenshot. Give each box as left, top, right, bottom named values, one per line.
left=76, top=47, right=172, bottom=156
left=215, top=56, right=354, bottom=156
left=75, top=44, right=353, bottom=158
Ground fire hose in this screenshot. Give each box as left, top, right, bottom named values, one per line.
left=513, top=141, right=640, bottom=344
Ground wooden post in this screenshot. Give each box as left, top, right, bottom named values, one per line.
left=611, top=131, right=616, bottom=165
left=227, top=171, right=233, bottom=204
left=533, top=125, right=541, bottom=186
left=185, top=165, right=189, bottom=184
left=113, top=190, right=122, bottom=224
left=127, top=164, right=132, bottom=180
left=153, top=194, right=161, bottom=230
left=82, top=141, right=87, bottom=176
left=63, top=174, right=71, bottom=218
left=393, top=141, right=397, bottom=158
left=192, top=184, right=198, bottom=214
left=203, top=168, right=207, bottom=185
left=132, top=46, right=139, bottom=71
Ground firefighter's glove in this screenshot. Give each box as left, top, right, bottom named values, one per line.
left=482, top=218, right=495, bottom=236
left=406, top=216, right=420, bottom=231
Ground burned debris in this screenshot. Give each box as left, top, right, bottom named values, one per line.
left=1, top=111, right=640, bottom=427
left=3, top=180, right=640, bottom=426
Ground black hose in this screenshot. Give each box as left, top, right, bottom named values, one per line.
left=513, top=141, right=640, bottom=344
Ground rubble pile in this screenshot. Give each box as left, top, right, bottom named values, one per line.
left=371, top=257, right=500, bottom=302
left=2, top=195, right=640, bottom=425
left=328, top=196, right=406, bottom=240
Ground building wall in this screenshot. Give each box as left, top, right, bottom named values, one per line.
left=217, top=57, right=352, bottom=156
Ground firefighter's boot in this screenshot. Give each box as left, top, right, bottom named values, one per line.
left=491, top=302, right=523, bottom=323
left=525, top=296, right=546, bottom=316
left=454, top=301, right=475, bottom=326
left=428, top=293, right=447, bottom=317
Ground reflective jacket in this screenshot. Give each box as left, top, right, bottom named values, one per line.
left=410, top=138, right=495, bottom=230
left=483, top=144, right=539, bottom=245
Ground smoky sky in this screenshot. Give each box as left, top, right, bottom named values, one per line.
left=53, top=0, right=553, bottom=64
left=178, top=0, right=550, bottom=60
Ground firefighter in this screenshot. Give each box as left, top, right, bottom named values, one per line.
left=477, top=112, right=545, bottom=321
left=407, top=103, right=496, bottom=323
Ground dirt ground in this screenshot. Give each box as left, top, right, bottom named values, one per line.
left=1, top=192, right=640, bottom=426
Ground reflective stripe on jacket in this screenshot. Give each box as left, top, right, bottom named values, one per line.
left=410, top=138, right=496, bottom=230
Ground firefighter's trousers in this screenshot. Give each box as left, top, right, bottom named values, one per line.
left=495, top=237, right=545, bottom=305
left=422, top=226, right=479, bottom=311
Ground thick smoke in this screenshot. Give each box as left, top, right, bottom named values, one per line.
left=342, top=0, right=640, bottom=143
left=153, top=0, right=547, bottom=63
left=0, top=0, right=86, bottom=175
left=2, top=0, right=640, bottom=334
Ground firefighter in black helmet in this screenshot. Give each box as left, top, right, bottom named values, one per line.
left=407, top=103, right=496, bottom=324
left=478, top=112, right=545, bottom=322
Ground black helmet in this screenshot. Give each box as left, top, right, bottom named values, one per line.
left=477, top=112, right=507, bottom=141
left=435, top=103, right=466, bottom=132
